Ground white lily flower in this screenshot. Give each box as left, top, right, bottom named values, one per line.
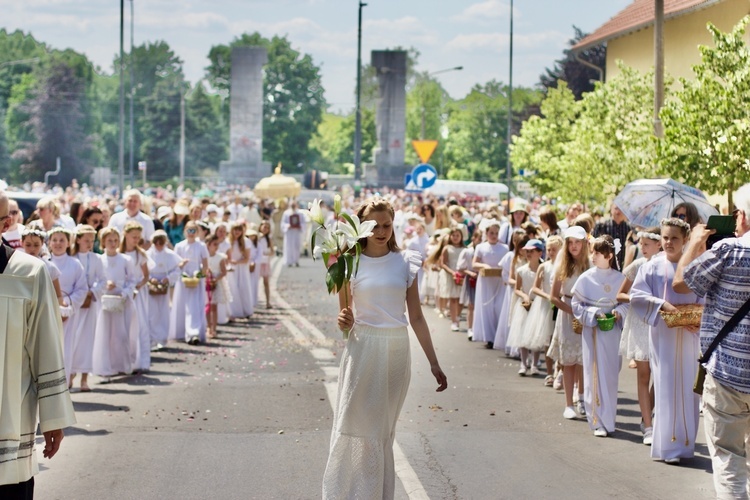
left=312, top=227, right=343, bottom=259
left=338, top=214, right=377, bottom=249
left=301, top=198, right=325, bottom=227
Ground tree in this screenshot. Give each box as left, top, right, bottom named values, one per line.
left=11, top=57, right=95, bottom=184
left=510, top=82, right=579, bottom=196
left=405, top=75, right=447, bottom=166
left=206, top=33, right=326, bottom=172
left=0, top=29, right=49, bottom=110
left=186, top=84, right=227, bottom=173
left=138, top=79, right=182, bottom=179
left=660, top=17, right=750, bottom=208
left=442, top=82, right=542, bottom=182
left=0, top=109, right=9, bottom=178
left=539, top=26, right=606, bottom=100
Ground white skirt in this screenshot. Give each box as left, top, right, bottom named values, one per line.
left=505, top=299, right=529, bottom=348
left=524, top=298, right=555, bottom=351
left=322, top=324, right=411, bottom=500
left=618, top=307, right=650, bottom=361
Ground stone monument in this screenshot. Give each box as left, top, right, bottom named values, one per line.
left=219, top=46, right=271, bottom=184
left=370, top=50, right=409, bottom=187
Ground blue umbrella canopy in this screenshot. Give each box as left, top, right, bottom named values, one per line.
left=613, top=178, right=719, bottom=228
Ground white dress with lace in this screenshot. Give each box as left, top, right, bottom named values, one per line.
left=322, top=250, right=421, bottom=500
left=618, top=257, right=651, bottom=361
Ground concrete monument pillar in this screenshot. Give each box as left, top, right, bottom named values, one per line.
left=371, top=50, right=408, bottom=187
left=220, top=46, right=271, bottom=184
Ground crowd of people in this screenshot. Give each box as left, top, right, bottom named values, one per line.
left=1, top=180, right=747, bottom=498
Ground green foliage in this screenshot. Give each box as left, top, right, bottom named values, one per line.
left=205, top=32, right=326, bottom=172
left=186, top=84, right=227, bottom=174
left=309, top=113, right=346, bottom=172
left=0, top=29, right=49, bottom=110
left=405, top=75, right=447, bottom=166
left=138, top=79, right=182, bottom=179
left=660, top=16, right=750, bottom=208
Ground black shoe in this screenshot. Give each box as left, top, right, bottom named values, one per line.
left=485, top=342, right=494, bottom=349
left=187, top=337, right=200, bottom=346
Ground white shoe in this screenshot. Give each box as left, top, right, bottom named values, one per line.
left=450, top=323, right=459, bottom=332
left=563, top=406, right=577, bottom=419
left=529, top=366, right=541, bottom=376
left=553, top=371, right=564, bottom=390
left=518, top=365, right=528, bottom=376
left=466, top=328, right=473, bottom=338
left=643, top=427, right=654, bottom=446
left=664, top=458, right=681, bottom=465
left=594, top=428, right=608, bottom=438
left=576, top=401, right=586, bottom=417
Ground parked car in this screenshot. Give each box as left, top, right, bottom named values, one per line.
left=7, top=191, right=46, bottom=224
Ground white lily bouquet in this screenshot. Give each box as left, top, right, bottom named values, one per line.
left=303, top=195, right=376, bottom=339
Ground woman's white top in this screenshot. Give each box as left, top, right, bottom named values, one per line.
left=174, top=240, right=209, bottom=276
left=257, top=236, right=271, bottom=264
left=352, top=250, right=421, bottom=329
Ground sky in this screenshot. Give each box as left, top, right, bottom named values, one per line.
left=0, top=0, right=633, bottom=112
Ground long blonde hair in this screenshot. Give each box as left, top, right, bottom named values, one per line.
left=119, top=221, right=147, bottom=261
left=556, top=236, right=590, bottom=281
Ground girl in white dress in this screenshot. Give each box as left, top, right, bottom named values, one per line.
left=205, top=234, right=230, bottom=339
left=471, top=221, right=509, bottom=346
left=508, top=239, right=544, bottom=375
left=93, top=227, right=138, bottom=382
left=436, top=225, right=466, bottom=331
left=616, top=226, right=662, bottom=444
left=457, top=229, right=482, bottom=340
left=630, top=218, right=701, bottom=464
left=422, top=232, right=441, bottom=309
left=47, top=228, right=88, bottom=387
left=526, top=236, right=563, bottom=386
left=226, top=221, right=254, bottom=320
left=146, top=230, right=181, bottom=349
left=21, top=229, right=65, bottom=308
left=70, top=225, right=106, bottom=392
left=258, top=221, right=274, bottom=309
left=120, top=222, right=151, bottom=372
left=246, top=227, right=261, bottom=310
left=495, top=230, right=528, bottom=353
left=169, top=221, right=210, bottom=345
left=213, top=223, right=232, bottom=324
left=323, top=197, right=447, bottom=500
left=548, top=225, right=590, bottom=419
left=572, top=235, right=629, bottom=437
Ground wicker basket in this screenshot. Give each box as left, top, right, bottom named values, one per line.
left=148, top=281, right=169, bottom=295
left=181, top=276, right=201, bottom=289
left=660, top=303, right=703, bottom=329
left=480, top=268, right=502, bottom=278
left=572, top=318, right=583, bottom=334
left=101, top=295, right=126, bottom=312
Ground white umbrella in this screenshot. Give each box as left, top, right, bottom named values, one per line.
left=613, top=178, right=719, bottom=228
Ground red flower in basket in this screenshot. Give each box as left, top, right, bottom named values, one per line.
left=453, top=272, right=464, bottom=286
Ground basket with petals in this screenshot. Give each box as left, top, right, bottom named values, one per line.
left=181, top=277, right=200, bottom=288
left=660, top=303, right=703, bottom=329
left=480, top=268, right=502, bottom=278
left=572, top=318, right=583, bottom=334
left=148, top=279, right=169, bottom=295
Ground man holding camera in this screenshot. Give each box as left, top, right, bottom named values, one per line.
left=675, top=183, right=750, bottom=499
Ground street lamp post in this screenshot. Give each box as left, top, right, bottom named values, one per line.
left=118, top=0, right=125, bottom=195
left=353, top=1, right=367, bottom=182
left=420, top=66, right=463, bottom=140
left=505, top=0, right=514, bottom=208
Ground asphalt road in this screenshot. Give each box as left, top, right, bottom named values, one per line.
left=36, top=256, right=715, bottom=499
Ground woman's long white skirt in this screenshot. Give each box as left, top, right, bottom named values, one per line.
left=148, top=291, right=171, bottom=345
left=169, top=280, right=207, bottom=343
left=322, top=325, right=411, bottom=500
left=132, top=289, right=150, bottom=371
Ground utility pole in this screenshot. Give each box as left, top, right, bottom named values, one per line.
left=654, top=0, right=665, bottom=137
left=505, top=0, right=514, bottom=208
left=180, top=88, right=185, bottom=186
left=353, top=1, right=367, bottom=182
left=129, top=0, right=135, bottom=185
left=118, top=0, right=125, bottom=195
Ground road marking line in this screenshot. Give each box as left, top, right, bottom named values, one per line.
left=270, top=258, right=429, bottom=499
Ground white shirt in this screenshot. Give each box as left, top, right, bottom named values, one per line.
left=108, top=210, right=156, bottom=241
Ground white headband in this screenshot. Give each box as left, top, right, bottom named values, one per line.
left=638, top=231, right=661, bottom=241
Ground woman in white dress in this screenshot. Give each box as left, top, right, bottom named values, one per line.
left=47, top=228, right=88, bottom=387
left=70, top=225, right=106, bottom=392
left=246, top=227, right=261, bottom=310
left=214, top=223, right=232, bottom=324
left=616, top=226, right=662, bottom=444
left=226, top=221, right=254, bottom=320
left=548, top=225, right=591, bottom=419
left=526, top=236, right=563, bottom=386
left=323, top=198, right=447, bottom=500
left=508, top=239, right=544, bottom=375
left=93, top=227, right=138, bottom=382
left=471, top=220, right=509, bottom=346
left=572, top=235, right=628, bottom=437
left=169, top=221, right=210, bottom=345
left=120, top=221, right=151, bottom=373
left=630, top=218, right=701, bottom=464
left=146, top=230, right=181, bottom=349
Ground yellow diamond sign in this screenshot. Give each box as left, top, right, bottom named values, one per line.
left=412, top=140, right=438, bottom=164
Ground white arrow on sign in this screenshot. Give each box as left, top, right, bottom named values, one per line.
left=416, top=169, right=436, bottom=188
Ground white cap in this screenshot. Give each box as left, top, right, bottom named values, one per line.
left=206, top=204, right=219, bottom=214
left=156, top=206, right=172, bottom=220
left=564, top=226, right=587, bottom=240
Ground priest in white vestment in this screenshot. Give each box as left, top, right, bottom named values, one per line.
left=281, top=202, right=305, bottom=267
left=0, top=192, right=76, bottom=495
